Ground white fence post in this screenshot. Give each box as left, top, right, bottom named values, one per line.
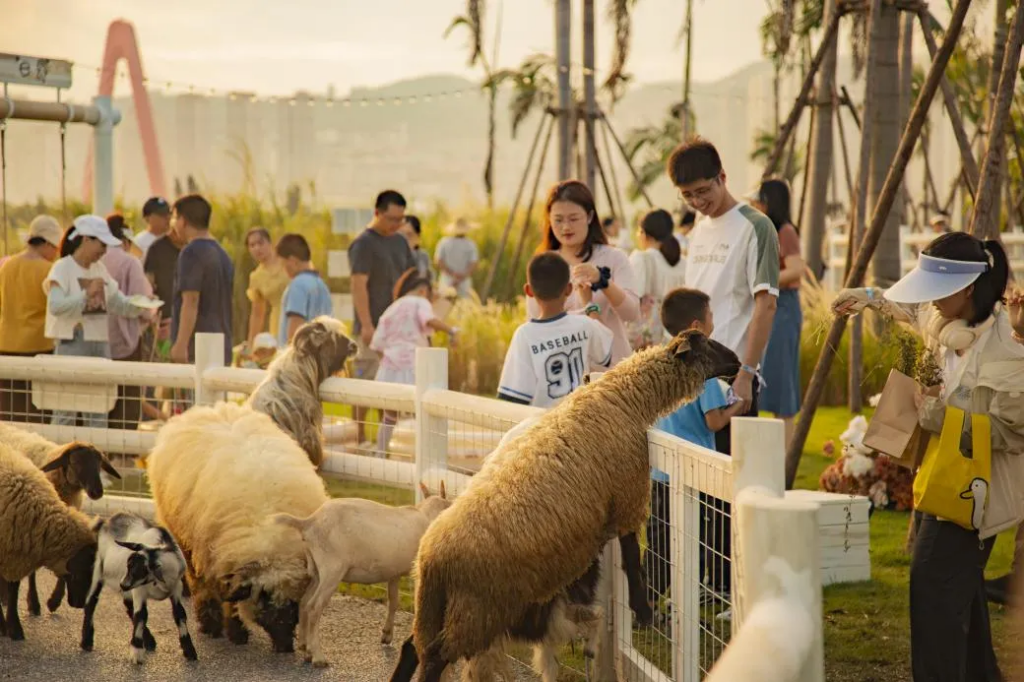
left=414, top=347, right=448, bottom=503
left=194, top=333, right=226, bottom=406
left=91, top=95, right=121, bottom=216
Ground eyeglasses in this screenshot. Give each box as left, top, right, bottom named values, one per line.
left=678, top=178, right=719, bottom=203
left=551, top=214, right=588, bottom=228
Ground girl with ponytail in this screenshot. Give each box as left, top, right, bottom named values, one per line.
left=627, top=209, right=687, bottom=350
left=832, top=231, right=1024, bottom=679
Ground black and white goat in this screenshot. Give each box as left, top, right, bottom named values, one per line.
left=79, top=513, right=197, bottom=664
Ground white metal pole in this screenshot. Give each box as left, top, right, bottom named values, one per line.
left=194, top=333, right=226, bottom=406
left=414, top=347, right=449, bottom=503
left=91, top=95, right=120, bottom=215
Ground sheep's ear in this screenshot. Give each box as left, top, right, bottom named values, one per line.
left=292, top=321, right=323, bottom=354
left=668, top=332, right=693, bottom=358
left=419, top=482, right=430, bottom=499
left=439, top=480, right=447, bottom=500
left=116, top=540, right=146, bottom=552
left=97, top=451, right=122, bottom=480
left=41, top=449, right=70, bottom=473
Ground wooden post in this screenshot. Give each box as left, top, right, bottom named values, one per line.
left=600, top=111, right=655, bottom=208
left=414, top=347, right=448, bottom=503
left=916, top=7, right=981, bottom=199
left=834, top=87, right=855, bottom=202
left=506, top=116, right=556, bottom=297
left=480, top=114, right=547, bottom=301
left=785, top=0, right=974, bottom=489
left=599, top=115, right=628, bottom=221
left=761, top=6, right=844, bottom=179
left=583, top=0, right=597, bottom=191
left=968, top=2, right=1024, bottom=239
left=556, top=0, right=572, bottom=180
left=681, top=0, right=695, bottom=138
left=193, top=333, right=226, bottom=406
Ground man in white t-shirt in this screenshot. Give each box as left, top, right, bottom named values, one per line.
left=134, top=197, right=172, bottom=261
left=670, top=137, right=780, bottom=452
left=498, top=252, right=613, bottom=408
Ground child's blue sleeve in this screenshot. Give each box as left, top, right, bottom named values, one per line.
left=698, top=378, right=728, bottom=415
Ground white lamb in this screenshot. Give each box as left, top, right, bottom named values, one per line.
left=146, top=401, right=329, bottom=653
left=79, top=512, right=197, bottom=664
left=272, top=482, right=451, bottom=668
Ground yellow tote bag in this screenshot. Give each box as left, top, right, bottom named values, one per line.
left=912, top=407, right=992, bottom=532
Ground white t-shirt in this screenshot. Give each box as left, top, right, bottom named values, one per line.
left=684, top=203, right=780, bottom=360
left=44, top=257, right=122, bottom=342
left=498, top=312, right=614, bottom=408
left=630, top=248, right=687, bottom=302
left=133, top=231, right=159, bottom=261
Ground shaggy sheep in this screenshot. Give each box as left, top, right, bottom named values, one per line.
left=245, top=316, right=356, bottom=468
left=79, top=512, right=196, bottom=664
left=0, top=423, right=121, bottom=615
left=271, top=482, right=451, bottom=668
left=392, top=330, right=740, bottom=681
left=0, top=441, right=98, bottom=641
left=146, top=401, right=329, bottom=653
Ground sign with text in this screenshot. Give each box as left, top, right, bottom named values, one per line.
left=0, top=53, right=73, bottom=89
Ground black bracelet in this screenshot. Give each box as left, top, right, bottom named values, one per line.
left=591, top=266, right=612, bottom=292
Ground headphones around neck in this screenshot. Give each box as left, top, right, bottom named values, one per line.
left=925, top=308, right=997, bottom=351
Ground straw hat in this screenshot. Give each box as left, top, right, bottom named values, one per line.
left=444, top=217, right=478, bottom=236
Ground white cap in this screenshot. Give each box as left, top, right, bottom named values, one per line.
left=253, top=332, right=278, bottom=351
left=69, top=215, right=121, bottom=247
left=27, top=215, right=62, bottom=247
left=884, top=253, right=987, bottom=304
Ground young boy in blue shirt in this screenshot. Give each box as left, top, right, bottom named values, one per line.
left=646, top=288, right=743, bottom=613
left=276, top=233, right=334, bottom=346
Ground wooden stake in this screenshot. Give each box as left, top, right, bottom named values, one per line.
left=480, top=113, right=549, bottom=301
left=506, top=115, right=556, bottom=298
left=762, top=6, right=845, bottom=179
left=785, top=0, right=974, bottom=489
left=599, top=115, right=627, bottom=222
left=834, top=88, right=855, bottom=202
left=600, top=111, right=655, bottom=208
left=968, top=3, right=1024, bottom=239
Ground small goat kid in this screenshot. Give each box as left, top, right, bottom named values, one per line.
left=80, top=513, right=197, bottom=664
left=272, top=482, right=451, bottom=668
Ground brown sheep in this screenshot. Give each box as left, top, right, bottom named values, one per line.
left=391, top=330, right=740, bottom=681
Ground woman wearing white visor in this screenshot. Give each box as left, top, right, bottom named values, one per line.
left=833, top=232, right=1024, bottom=681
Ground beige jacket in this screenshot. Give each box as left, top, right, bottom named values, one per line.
left=837, top=288, right=1024, bottom=538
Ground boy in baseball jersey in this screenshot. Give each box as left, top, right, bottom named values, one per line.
left=498, top=252, right=613, bottom=408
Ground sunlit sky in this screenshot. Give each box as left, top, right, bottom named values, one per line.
left=2, top=0, right=972, bottom=101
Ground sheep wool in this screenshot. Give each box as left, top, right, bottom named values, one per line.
left=411, top=331, right=728, bottom=668
left=0, top=422, right=85, bottom=507
left=146, top=402, right=329, bottom=631
left=0, top=441, right=95, bottom=582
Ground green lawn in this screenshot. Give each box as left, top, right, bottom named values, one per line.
left=323, top=406, right=1022, bottom=680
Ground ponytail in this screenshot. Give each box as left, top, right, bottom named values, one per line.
left=658, top=235, right=682, bottom=267
left=640, top=208, right=681, bottom=267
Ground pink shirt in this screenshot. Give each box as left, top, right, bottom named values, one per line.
left=370, top=295, right=436, bottom=372
left=102, top=246, right=153, bottom=359
left=527, top=244, right=640, bottom=366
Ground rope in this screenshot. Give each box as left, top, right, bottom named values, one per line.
left=58, top=89, right=68, bottom=225
left=1, top=84, right=9, bottom=258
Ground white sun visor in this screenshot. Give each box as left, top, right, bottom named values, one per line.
left=884, top=253, right=987, bottom=304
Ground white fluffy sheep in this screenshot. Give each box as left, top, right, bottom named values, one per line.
left=0, top=441, right=98, bottom=641
left=391, top=331, right=740, bottom=681
left=245, top=317, right=355, bottom=468
left=272, top=482, right=451, bottom=668
left=146, top=401, right=329, bottom=653
left=0, top=422, right=121, bottom=615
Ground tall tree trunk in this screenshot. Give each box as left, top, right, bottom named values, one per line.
left=583, top=0, right=597, bottom=190
left=802, top=0, right=838, bottom=280
left=867, top=1, right=902, bottom=287
left=555, top=0, right=572, bottom=180
left=485, top=84, right=496, bottom=209
left=682, top=0, right=695, bottom=137
left=773, top=65, right=782, bottom=133
left=983, top=0, right=1011, bottom=235
left=970, top=2, right=1024, bottom=239
left=897, top=9, right=914, bottom=226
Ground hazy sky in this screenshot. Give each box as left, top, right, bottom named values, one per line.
left=3, top=0, right=774, bottom=100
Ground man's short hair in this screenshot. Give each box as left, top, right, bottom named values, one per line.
left=173, top=194, right=212, bottom=230
left=661, top=288, right=711, bottom=336
left=246, top=227, right=271, bottom=244
left=142, top=197, right=170, bottom=217
left=375, top=190, right=407, bottom=212
left=276, top=233, right=312, bottom=261
left=667, top=137, right=723, bottom=186
left=527, top=252, right=571, bottom=301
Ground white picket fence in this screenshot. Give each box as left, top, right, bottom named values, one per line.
left=0, top=333, right=823, bottom=682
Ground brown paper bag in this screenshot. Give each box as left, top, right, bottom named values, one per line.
left=863, top=369, right=929, bottom=469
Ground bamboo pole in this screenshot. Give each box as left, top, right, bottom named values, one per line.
left=968, top=2, right=1024, bottom=239
left=916, top=7, right=981, bottom=199
left=599, top=115, right=628, bottom=222
left=599, top=110, right=654, bottom=208
left=587, top=119, right=618, bottom=221
left=834, top=88, right=855, bottom=202
left=506, top=115, right=556, bottom=298
left=480, top=113, right=548, bottom=301
left=761, top=5, right=845, bottom=179
left=797, top=101, right=817, bottom=229
left=556, top=0, right=572, bottom=180
left=785, top=0, right=974, bottom=488
left=583, top=0, right=597, bottom=191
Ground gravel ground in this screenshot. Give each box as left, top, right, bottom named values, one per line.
left=0, top=572, right=536, bottom=681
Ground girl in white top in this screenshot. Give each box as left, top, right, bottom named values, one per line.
left=45, top=215, right=155, bottom=428
left=628, top=209, right=688, bottom=350
left=526, top=181, right=640, bottom=366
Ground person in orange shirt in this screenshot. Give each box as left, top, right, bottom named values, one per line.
left=0, top=216, right=62, bottom=422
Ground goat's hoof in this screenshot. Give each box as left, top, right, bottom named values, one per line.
left=144, top=631, right=157, bottom=652
left=8, top=627, right=24, bottom=642
left=183, top=647, right=198, bottom=662
left=80, top=641, right=93, bottom=652
left=131, top=648, right=145, bottom=665
left=380, top=631, right=393, bottom=645
left=46, top=598, right=61, bottom=614
left=312, top=657, right=329, bottom=668
left=27, top=601, right=41, bottom=617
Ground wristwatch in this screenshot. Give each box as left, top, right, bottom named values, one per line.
left=584, top=303, right=601, bottom=317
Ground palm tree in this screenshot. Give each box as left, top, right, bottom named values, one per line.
left=622, top=105, right=685, bottom=199
left=750, top=127, right=805, bottom=184
left=758, top=0, right=797, bottom=131
left=603, top=0, right=641, bottom=104
left=446, top=1, right=501, bottom=208
left=485, top=53, right=559, bottom=138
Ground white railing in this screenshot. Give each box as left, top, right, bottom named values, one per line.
left=824, top=226, right=1024, bottom=290
left=0, top=333, right=822, bottom=681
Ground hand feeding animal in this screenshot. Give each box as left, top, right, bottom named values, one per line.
left=79, top=512, right=197, bottom=664
left=390, top=330, right=741, bottom=681
left=245, top=316, right=355, bottom=468
left=271, top=482, right=452, bottom=667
